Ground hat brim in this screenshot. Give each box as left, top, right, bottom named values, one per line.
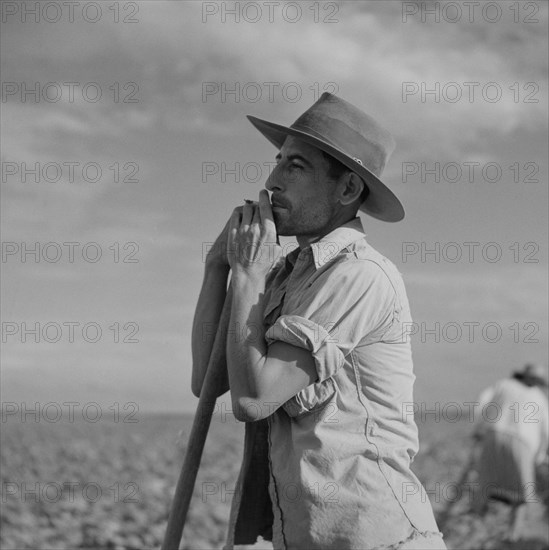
left=247, top=115, right=405, bottom=223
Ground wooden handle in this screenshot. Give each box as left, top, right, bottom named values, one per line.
left=161, top=286, right=233, bottom=550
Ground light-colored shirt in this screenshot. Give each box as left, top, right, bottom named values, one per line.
left=226, top=218, right=443, bottom=550
left=475, top=378, right=549, bottom=463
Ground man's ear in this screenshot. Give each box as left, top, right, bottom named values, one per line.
left=337, top=172, right=364, bottom=206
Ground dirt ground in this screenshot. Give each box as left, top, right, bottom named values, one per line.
left=1, top=414, right=547, bottom=549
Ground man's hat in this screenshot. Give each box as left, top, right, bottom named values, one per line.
left=514, top=363, right=548, bottom=388
left=247, top=92, right=404, bottom=222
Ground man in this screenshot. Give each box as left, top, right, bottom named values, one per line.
left=192, top=93, right=445, bottom=549
left=472, top=363, right=549, bottom=541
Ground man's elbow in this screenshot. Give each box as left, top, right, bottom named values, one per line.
left=233, top=397, right=274, bottom=422
left=191, top=374, right=203, bottom=398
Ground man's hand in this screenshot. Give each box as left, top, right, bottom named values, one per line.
left=227, top=190, right=281, bottom=278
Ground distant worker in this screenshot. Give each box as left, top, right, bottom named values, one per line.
left=472, top=363, right=549, bottom=540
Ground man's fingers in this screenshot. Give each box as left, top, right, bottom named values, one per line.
left=258, top=190, right=276, bottom=234
left=227, top=208, right=241, bottom=251
left=241, top=202, right=254, bottom=227
left=223, top=205, right=243, bottom=233
left=251, top=203, right=261, bottom=226
left=258, top=190, right=277, bottom=242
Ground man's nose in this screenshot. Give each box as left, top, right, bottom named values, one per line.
left=265, top=164, right=282, bottom=192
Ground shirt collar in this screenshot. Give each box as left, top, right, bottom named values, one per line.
left=287, top=217, right=365, bottom=270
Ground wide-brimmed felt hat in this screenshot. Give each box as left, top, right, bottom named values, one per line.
left=514, top=363, right=548, bottom=387
left=247, top=92, right=404, bottom=222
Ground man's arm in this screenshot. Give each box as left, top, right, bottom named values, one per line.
left=190, top=220, right=231, bottom=397
left=226, top=191, right=317, bottom=421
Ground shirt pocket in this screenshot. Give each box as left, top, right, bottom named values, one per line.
left=282, top=377, right=336, bottom=418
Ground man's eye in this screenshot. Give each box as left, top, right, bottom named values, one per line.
left=289, top=162, right=303, bottom=170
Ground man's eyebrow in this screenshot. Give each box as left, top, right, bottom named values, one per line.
left=275, top=153, right=313, bottom=167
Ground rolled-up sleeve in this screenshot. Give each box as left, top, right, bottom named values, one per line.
left=265, top=257, right=397, bottom=382
left=265, top=315, right=345, bottom=382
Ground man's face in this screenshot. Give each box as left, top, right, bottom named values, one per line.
left=265, top=136, right=339, bottom=237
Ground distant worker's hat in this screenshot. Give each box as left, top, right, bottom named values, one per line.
left=514, top=363, right=548, bottom=387
left=247, top=92, right=404, bottom=222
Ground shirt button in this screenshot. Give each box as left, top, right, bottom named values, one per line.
left=369, top=423, right=376, bottom=436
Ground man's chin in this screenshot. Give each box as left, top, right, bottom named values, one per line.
left=272, top=218, right=291, bottom=237
left=272, top=213, right=284, bottom=231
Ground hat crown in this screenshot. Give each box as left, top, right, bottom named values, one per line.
left=290, top=93, right=395, bottom=177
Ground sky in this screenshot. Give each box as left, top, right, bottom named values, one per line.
left=1, top=0, right=548, bottom=415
